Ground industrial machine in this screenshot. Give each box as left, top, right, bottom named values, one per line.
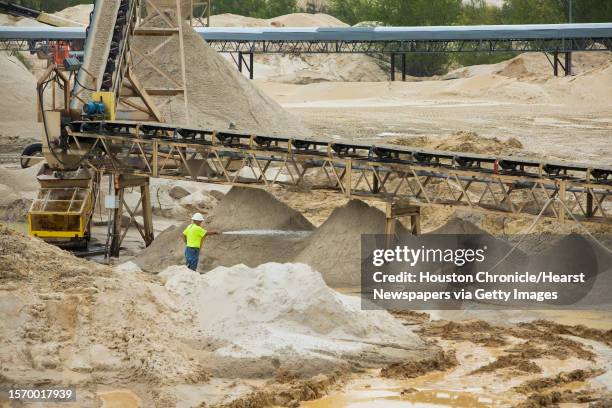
left=22, top=0, right=612, bottom=256
left=26, top=0, right=159, bottom=254
left=28, top=165, right=96, bottom=248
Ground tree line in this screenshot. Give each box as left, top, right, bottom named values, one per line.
left=14, top=0, right=610, bottom=23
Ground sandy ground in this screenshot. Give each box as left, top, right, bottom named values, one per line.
left=0, top=4, right=611, bottom=408
left=258, top=52, right=612, bottom=163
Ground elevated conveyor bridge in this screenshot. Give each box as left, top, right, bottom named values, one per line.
left=65, top=119, right=612, bottom=226
left=2, top=23, right=611, bottom=78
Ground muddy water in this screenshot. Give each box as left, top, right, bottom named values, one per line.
left=302, top=376, right=503, bottom=408
left=302, top=310, right=612, bottom=408
left=303, top=341, right=514, bottom=408
left=98, top=389, right=141, bottom=408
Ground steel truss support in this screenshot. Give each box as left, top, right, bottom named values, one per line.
left=390, top=53, right=408, bottom=82
left=110, top=173, right=154, bottom=257
left=132, top=0, right=190, bottom=124
left=236, top=51, right=254, bottom=79
left=547, top=51, right=573, bottom=76
left=66, top=125, right=612, bottom=228
left=385, top=201, right=421, bottom=238
left=5, top=36, right=610, bottom=55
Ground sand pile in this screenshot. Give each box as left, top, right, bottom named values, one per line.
left=391, top=131, right=523, bottom=155
left=260, top=53, right=387, bottom=84
left=132, top=16, right=310, bottom=136
left=430, top=217, right=488, bottom=235
left=159, top=262, right=428, bottom=376
left=0, top=225, right=108, bottom=283
left=446, top=52, right=612, bottom=82
left=207, top=187, right=314, bottom=231
left=134, top=187, right=314, bottom=272
left=210, top=12, right=345, bottom=27
left=0, top=232, right=209, bottom=404
left=0, top=49, right=42, bottom=154
left=0, top=225, right=430, bottom=404
left=294, top=200, right=404, bottom=287
left=0, top=164, right=41, bottom=221
left=0, top=53, right=37, bottom=123
left=207, top=12, right=386, bottom=83
left=51, top=4, right=93, bottom=25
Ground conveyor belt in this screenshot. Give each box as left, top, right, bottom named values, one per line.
left=62, top=119, right=612, bottom=225
left=2, top=23, right=611, bottom=54
left=70, top=0, right=136, bottom=113
left=69, top=120, right=612, bottom=186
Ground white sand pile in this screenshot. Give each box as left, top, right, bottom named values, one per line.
left=294, top=200, right=404, bottom=287
left=133, top=17, right=310, bottom=136
left=446, top=52, right=612, bottom=82
left=1, top=225, right=430, bottom=403
left=159, top=262, right=427, bottom=375
left=209, top=12, right=345, bottom=28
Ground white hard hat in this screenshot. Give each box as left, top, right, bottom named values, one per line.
left=191, top=212, right=204, bottom=221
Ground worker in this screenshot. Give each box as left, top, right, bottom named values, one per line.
left=183, top=212, right=217, bottom=271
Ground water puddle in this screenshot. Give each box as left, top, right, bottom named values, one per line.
left=98, top=389, right=141, bottom=408
left=302, top=377, right=502, bottom=408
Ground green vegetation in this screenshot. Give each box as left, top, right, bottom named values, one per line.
left=327, top=0, right=612, bottom=76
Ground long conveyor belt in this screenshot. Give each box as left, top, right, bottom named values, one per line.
left=66, top=120, right=612, bottom=224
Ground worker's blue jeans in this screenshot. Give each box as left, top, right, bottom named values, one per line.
left=184, top=247, right=200, bottom=271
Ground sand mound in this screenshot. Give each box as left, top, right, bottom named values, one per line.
left=209, top=12, right=385, bottom=83
left=0, top=226, right=108, bottom=284
left=294, top=200, right=404, bottom=287
left=133, top=222, right=189, bottom=272
left=391, top=131, right=523, bottom=155
left=268, top=12, right=346, bottom=27
left=258, top=53, right=387, bottom=84
left=0, top=52, right=42, bottom=152
left=209, top=12, right=346, bottom=28
left=133, top=18, right=310, bottom=136
left=446, top=52, right=612, bottom=82
left=135, top=187, right=313, bottom=272
left=0, top=14, right=45, bottom=27
left=159, top=262, right=427, bottom=376
left=0, top=164, right=41, bottom=193
left=430, top=217, right=488, bottom=235
left=50, top=4, right=91, bottom=26
left=207, top=187, right=314, bottom=231
left=0, top=53, right=37, bottom=122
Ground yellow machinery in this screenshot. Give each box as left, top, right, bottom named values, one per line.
left=27, top=165, right=95, bottom=248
